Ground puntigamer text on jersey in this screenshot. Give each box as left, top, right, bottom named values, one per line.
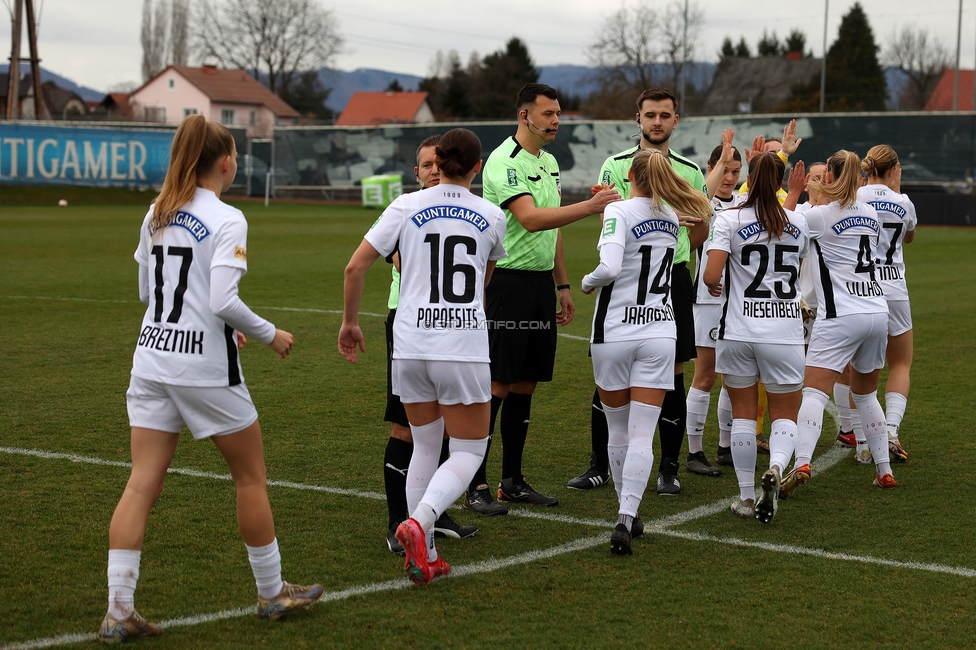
left=410, top=206, right=491, bottom=232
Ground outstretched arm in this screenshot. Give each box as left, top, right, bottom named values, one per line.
left=339, top=239, right=382, bottom=363
left=508, top=189, right=621, bottom=232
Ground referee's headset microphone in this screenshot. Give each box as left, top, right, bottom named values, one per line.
left=522, top=111, right=555, bottom=142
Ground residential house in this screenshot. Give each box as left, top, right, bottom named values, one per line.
left=923, top=70, right=975, bottom=111
left=699, top=56, right=822, bottom=115
left=130, top=65, right=299, bottom=136
left=336, top=91, right=434, bottom=126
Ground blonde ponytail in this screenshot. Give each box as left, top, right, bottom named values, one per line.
left=631, top=149, right=712, bottom=219
left=808, top=150, right=861, bottom=209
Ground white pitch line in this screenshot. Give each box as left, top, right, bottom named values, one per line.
left=0, top=295, right=591, bottom=341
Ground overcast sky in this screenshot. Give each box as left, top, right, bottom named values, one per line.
left=2, top=0, right=975, bottom=92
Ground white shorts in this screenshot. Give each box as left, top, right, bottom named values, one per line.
left=126, top=375, right=258, bottom=440
left=806, top=312, right=888, bottom=374
left=693, top=303, right=722, bottom=349
left=886, top=299, right=912, bottom=337
left=715, top=340, right=805, bottom=392
left=591, top=338, right=676, bottom=391
left=392, top=359, right=491, bottom=405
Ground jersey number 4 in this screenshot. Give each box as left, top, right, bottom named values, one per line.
left=636, top=245, right=673, bottom=304
left=741, top=244, right=799, bottom=299
left=151, top=245, right=193, bottom=323
left=423, top=234, right=477, bottom=304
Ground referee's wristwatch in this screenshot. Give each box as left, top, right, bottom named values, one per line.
left=556, top=284, right=571, bottom=292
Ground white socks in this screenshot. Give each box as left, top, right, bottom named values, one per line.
left=246, top=538, right=284, bottom=600
left=769, top=418, right=797, bottom=475
left=619, top=402, right=659, bottom=518
left=795, top=387, right=829, bottom=467
left=852, top=391, right=892, bottom=477
left=731, top=419, right=757, bottom=501
left=604, top=403, right=631, bottom=502
left=107, top=549, right=141, bottom=619
left=405, top=419, right=444, bottom=518
left=852, top=405, right=869, bottom=455
left=833, top=383, right=852, bottom=432
left=885, top=392, right=908, bottom=440
left=685, top=387, right=710, bottom=454
left=717, top=387, right=733, bottom=448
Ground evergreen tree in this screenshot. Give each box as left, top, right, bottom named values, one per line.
left=785, top=29, right=807, bottom=55
left=386, top=79, right=404, bottom=92
left=473, top=37, right=540, bottom=118
left=278, top=70, right=333, bottom=119
left=720, top=37, right=735, bottom=58
left=735, top=37, right=751, bottom=57
left=781, top=2, right=887, bottom=111
left=757, top=31, right=782, bottom=57
left=440, top=54, right=473, bottom=119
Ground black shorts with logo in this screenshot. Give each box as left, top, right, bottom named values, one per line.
left=486, top=268, right=558, bottom=384
left=384, top=309, right=409, bottom=427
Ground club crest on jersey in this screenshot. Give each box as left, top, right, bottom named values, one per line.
left=507, top=169, right=518, bottom=186
left=410, top=205, right=490, bottom=232
left=167, top=211, right=211, bottom=242
left=631, top=219, right=678, bottom=240
left=736, top=221, right=802, bottom=241
left=867, top=201, right=908, bottom=219
left=831, top=216, right=879, bottom=235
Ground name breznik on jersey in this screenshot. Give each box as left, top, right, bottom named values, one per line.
left=410, top=206, right=490, bottom=232
left=137, top=325, right=204, bottom=354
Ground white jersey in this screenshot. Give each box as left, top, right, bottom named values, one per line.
left=694, top=193, right=747, bottom=305
left=793, top=201, right=819, bottom=311
left=589, top=198, right=679, bottom=344
left=710, top=206, right=810, bottom=344
left=131, top=188, right=250, bottom=387
left=365, top=183, right=507, bottom=362
left=857, top=184, right=917, bottom=301
left=803, top=200, right=888, bottom=319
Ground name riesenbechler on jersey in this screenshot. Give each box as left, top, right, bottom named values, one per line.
left=137, top=325, right=204, bottom=354
left=742, top=301, right=801, bottom=319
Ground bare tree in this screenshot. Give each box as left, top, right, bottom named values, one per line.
left=885, top=26, right=950, bottom=109
left=659, top=0, right=703, bottom=90
left=196, top=0, right=343, bottom=94
left=587, top=1, right=658, bottom=91
left=169, top=0, right=190, bottom=66
left=141, top=0, right=169, bottom=81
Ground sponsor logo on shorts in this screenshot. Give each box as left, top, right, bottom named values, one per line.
left=507, top=169, right=518, bottom=186
left=709, top=327, right=719, bottom=341
left=234, top=247, right=247, bottom=260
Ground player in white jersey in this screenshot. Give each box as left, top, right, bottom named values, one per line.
left=704, top=152, right=810, bottom=523
left=100, top=116, right=322, bottom=643
left=687, top=129, right=747, bottom=474
left=340, top=128, right=507, bottom=585
left=779, top=150, right=896, bottom=499
left=859, top=145, right=917, bottom=462
left=582, top=149, right=713, bottom=555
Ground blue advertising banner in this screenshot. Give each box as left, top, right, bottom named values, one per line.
left=0, top=123, right=175, bottom=187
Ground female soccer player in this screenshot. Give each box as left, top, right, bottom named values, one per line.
left=100, top=115, right=322, bottom=643
left=858, top=145, right=916, bottom=462
left=582, top=149, right=712, bottom=555
left=703, top=152, right=810, bottom=523
left=780, top=150, right=895, bottom=497
left=687, top=128, right=744, bottom=473
left=340, top=128, right=507, bottom=585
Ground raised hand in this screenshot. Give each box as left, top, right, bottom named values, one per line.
left=782, top=119, right=802, bottom=156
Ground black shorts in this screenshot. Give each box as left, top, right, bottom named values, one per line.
left=671, top=262, right=697, bottom=365
left=384, top=309, right=409, bottom=427
left=487, top=268, right=558, bottom=384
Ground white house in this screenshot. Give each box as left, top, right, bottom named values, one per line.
left=130, top=65, right=299, bottom=137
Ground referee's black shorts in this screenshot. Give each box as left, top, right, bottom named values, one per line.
left=487, top=268, right=558, bottom=385
left=671, top=262, right=697, bottom=365
left=384, top=309, right=410, bottom=427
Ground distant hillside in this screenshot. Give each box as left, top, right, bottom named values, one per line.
left=0, top=63, right=105, bottom=101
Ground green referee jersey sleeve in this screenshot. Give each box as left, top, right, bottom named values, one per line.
left=483, top=136, right=561, bottom=271
left=596, top=146, right=707, bottom=265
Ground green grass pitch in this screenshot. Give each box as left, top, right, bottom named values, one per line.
left=1, top=198, right=975, bottom=648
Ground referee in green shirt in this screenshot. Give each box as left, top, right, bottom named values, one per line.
left=567, top=88, right=712, bottom=496
left=462, top=83, right=621, bottom=515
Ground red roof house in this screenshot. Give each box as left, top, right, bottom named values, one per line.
left=336, top=91, right=434, bottom=126
left=923, top=70, right=975, bottom=111
left=130, top=65, right=299, bottom=136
